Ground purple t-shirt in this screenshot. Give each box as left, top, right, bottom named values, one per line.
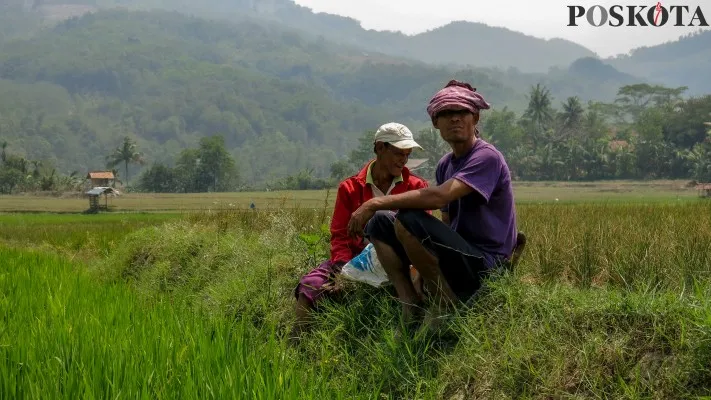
left=435, top=139, right=517, bottom=265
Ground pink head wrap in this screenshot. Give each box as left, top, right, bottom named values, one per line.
left=426, top=80, right=491, bottom=120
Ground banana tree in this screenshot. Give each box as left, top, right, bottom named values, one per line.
left=686, top=144, right=711, bottom=182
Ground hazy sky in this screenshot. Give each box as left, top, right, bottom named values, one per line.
left=292, top=0, right=711, bottom=57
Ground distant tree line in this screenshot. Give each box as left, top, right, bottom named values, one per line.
left=0, top=141, right=84, bottom=194
left=311, top=82, right=711, bottom=185
left=135, top=135, right=238, bottom=192
left=485, top=83, right=711, bottom=182
left=2, top=82, right=710, bottom=194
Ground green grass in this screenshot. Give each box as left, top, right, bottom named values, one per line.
left=436, top=280, right=711, bottom=398
left=0, top=213, right=182, bottom=261
left=3, top=197, right=711, bottom=398
left=0, top=247, right=367, bottom=399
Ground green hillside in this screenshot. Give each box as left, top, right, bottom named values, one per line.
left=3, top=5, right=707, bottom=190
left=0, top=9, right=529, bottom=183
left=606, top=29, right=711, bottom=96
left=17, top=0, right=596, bottom=72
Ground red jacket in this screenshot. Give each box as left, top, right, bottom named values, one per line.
left=329, top=160, right=429, bottom=264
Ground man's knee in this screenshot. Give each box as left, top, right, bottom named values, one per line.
left=394, top=209, right=428, bottom=240
left=294, top=260, right=338, bottom=303
left=394, top=219, right=411, bottom=242
left=364, top=210, right=396, bottom=241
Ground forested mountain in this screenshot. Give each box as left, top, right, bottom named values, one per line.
left=0, top=2, right=709, bottom=192
left=0, top=10, right=392, bottom=182
left=6, top=0, right=707, bottom=96
left=5, top=0, right=710, bottom=85
left=256, top=12, right=597, bottom=73
left=606, top=30, right=711, bottom=95
left=0, top=8, right=644, bottom=185
left=4, top=0, right=595, bottom=73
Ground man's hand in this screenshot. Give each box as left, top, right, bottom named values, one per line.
left=347, top=201, right=376, bottom=238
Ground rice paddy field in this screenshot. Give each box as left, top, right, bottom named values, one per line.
left=2, top=181, right=711, bottom=399
left=0, top=179, right=701, bottom=213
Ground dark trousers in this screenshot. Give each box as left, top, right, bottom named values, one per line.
left=364, top=209, right=496, bottom=302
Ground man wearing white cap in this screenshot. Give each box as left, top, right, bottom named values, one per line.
left=292, top=122, right=428, bottom=336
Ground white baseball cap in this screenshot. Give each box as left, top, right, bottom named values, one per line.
left=373, top=122, right=423, bottom=150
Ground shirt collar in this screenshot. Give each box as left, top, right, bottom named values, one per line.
left=366, top=160, right=403, bottom=186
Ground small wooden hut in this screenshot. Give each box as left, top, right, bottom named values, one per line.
left=86, top=171, right=115, bottom=187
left=85, top=187, right=119, bottom=212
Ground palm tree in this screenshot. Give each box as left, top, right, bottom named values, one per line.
left=560, top=96, right=584, bottom=132
left=523, top=83, right=554, bottom=134
left=106, top=136, right=144, bottom=185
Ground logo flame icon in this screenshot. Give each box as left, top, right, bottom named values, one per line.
left=654, top=2, right=663, bottom=25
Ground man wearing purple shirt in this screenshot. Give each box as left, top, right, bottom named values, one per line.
left=347, top=79, right=519, bottom=326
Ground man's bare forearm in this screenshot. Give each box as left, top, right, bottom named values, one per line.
left=367, top=187, right=448, bottom=211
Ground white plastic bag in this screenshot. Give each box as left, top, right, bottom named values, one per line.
left=341, top=243, right=390, bottom=287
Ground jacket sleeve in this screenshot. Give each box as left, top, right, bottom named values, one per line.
left=329, top=182, right=357, bottom=264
